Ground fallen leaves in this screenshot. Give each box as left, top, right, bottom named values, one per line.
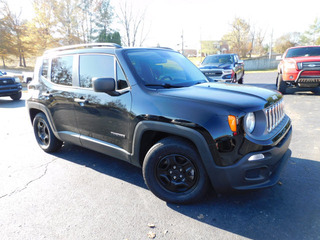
left=148, top=223, right=155, bottom=228
left=147, top=231, right=156, bottom=239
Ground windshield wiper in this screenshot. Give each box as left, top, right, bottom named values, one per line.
left=145, top=83, right=184, bottom=88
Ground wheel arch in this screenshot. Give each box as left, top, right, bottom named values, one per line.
left=137, top=130, right=197, bottom=167
left=27, top=102, right=60, bottom=140
left=131, top=121, right=219, bottom=188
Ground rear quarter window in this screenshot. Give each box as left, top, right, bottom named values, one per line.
left=51, top=56, right=73, bottom=86
left=41, top=59, right=49, bottom=79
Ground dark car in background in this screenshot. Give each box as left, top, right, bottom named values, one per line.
left=199, top=54, right=245, bottom=84
left=0, top=71, right=22, bottom=100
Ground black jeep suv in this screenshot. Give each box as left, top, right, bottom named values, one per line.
left=0, top=71, right=22, bottom=100
left=27, top=43, right=292, bottom=203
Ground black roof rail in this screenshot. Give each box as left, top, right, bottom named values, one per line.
left=44, top=43, right=122, bottom=54
left=152, top=46, right=174, bottom=50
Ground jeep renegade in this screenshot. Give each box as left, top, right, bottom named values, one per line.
left=27, top=43, right=292, bottom=203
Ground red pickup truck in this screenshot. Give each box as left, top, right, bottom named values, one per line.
left=277, top=46, right=320, bottom=94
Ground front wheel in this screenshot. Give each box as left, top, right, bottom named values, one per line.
left=33, top=113, right=63, bottom=152
left=142, top=137, right=209, bottom=204
left=10, top=92, right=22, bottom=100
left=312, top=87, right=320, bottom=94
left=277, top=74, right=287, bottom=94
left=231, top=74, right=237, bottom=83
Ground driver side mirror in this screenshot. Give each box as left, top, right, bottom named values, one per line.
left=92, top=77, right=119, bottom=96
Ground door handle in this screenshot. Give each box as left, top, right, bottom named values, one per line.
left=42, top=91, right=52, bottom=98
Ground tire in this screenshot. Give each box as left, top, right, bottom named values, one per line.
left=142, top=137, right=209, bottom=204
left=10, top=91, right=22, bottom=101
left=312, top=87, right=320, bottom=94
left=33, top=113, right=63, bottom=152
left=232, top=74, right=237, bottom=83
left=238, top=71, right=244, bottom=84
left=277, top=74, right=287, bottom=94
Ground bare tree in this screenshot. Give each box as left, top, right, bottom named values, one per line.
left=29, top=0, right=59, bottom=55
left=250, top=26, right=267, bottom=57
left=55, top=0, right=82, bottom=45
left=273, top=33, right=299, bottom=54
left=116, top=0, right=149, bottom=47
left=0, top=0, right=27, bottom=66
left=222, top=17, right=250, bottom=58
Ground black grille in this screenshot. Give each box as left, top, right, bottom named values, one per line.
left=264, top=100, right=285, bottom=133
left=204, top=70, right=223, bottom=76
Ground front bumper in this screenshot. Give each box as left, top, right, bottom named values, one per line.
left=283, top=69, right=320, bottom=88
left=211, top=125, right=292, bottom=193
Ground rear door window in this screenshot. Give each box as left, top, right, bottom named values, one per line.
left=51, top=56, right=73, bottom=86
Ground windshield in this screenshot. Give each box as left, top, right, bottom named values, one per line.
left=285, top=47, right=320, bottom=58
left=125, top=49, right=207, bottom=87
left=202, top=55, right=234, bottom=66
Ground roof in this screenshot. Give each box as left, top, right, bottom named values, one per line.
left=43, top=43, right=174, bottom=56
left=287, top=45, right=320, bottom=50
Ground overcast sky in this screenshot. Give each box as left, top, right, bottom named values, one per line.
left=8, top=0, right=320, bottom=50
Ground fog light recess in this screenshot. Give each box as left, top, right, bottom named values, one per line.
left=248, top=153, right=265, bottom=161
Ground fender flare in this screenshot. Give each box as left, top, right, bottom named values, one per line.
left=130, top=121, right=220, bottom=189
left=27, top=102, right=60, bottom=140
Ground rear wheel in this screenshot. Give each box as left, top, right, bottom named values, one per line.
left=33, top=113, right=63, bottom=152
left=277, top=74, right=287, bottom=94
left=10, top=92, right=22, bottom=100
left=238, top=71, right=244, bottom=84
left=142, top=137, right=209, bottom=204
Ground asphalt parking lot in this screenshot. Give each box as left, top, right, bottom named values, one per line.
left=0, top=72, right=319, bottom=240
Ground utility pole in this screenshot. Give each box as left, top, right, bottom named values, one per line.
left=181, top=29, right=184, bottom=56
left=269, top=29, right=273, bottom=59
left=200, top=27, right=202, bottom=62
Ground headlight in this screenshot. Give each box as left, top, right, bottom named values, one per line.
left=284, top=62, right=296, bottom=69
left=14, top=77, right=20, bottom=83
left=244, top=112, right=255, bottom=133
left=297, top=62, right=302, bottom=70
left=223, top=70, right=233, bottom=74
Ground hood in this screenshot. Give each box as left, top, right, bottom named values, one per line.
left=285, top=56, right=320, bottom=63
left=199, top=63, right=232, bottom=70
left=158, top=83, right=281, bottom=114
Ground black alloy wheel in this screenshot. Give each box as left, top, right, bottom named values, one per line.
left=156, top=154, right=198, bottom=193
left=37, top=118, right=49, bottom=147
left=143, top=137, right=209, bottom=204
left=33, top=113, right=63, bottom=152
